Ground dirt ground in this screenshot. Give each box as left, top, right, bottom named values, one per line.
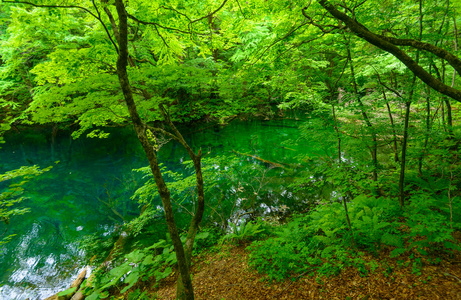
left=153, top=245, right=461, bottom=300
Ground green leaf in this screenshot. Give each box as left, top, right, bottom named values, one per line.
left=99, top=291, right=110, bottom=299
left=195, top=231, right=210, bottom=240
left=57, top=287, right=77, bottom=297
left=121, top=271, right=140, bottom=294
left=126, top=250, right=145, bottom=263
left=142, top=255, right=155, bottom=265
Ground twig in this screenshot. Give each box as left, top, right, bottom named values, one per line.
left=190, top=0, right=229, bottom=24
left=250, top=21, right=310, bottom=66
left=444, top=272, right=461, bottom=283
left=372, top=65, right=403, bottom=98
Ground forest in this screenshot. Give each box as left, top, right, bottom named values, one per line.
left=0, top=0, right=460, bottom=299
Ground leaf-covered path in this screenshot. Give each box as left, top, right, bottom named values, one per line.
left=154, top=245, right=461, bottom=299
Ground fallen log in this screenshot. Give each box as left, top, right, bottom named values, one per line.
left=232, top=150, right=284, bottom=168
left=44, top=267, right=87, bottom=300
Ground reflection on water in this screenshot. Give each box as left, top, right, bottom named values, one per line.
left=1, top=222, right=83, bottom=300
left=0, top=127, right=144, bottom=300
left=0, top=118, right=325, bottom=300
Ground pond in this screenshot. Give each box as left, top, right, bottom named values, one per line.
left=0, top=116, right=329, bottom=300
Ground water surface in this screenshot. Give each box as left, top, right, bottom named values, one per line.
left=0, top=117, right=324, bottom=299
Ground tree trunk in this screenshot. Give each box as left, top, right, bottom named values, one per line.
left=418, top=85, right=431, bottom=176
left=398, top=99, right=411, bottom=207
left=346, top=43, right=378, bottom=181
left=332, top=104, right=353, bottom=238
left=399, top=0, right=422, bottom=207
left=155, top=107, right=205, bottom=299
left=114, top=1, right=196, bottom=299
left=379, top=85, right=399, bottom=163
left=441, top=61, right=454, bottom=135
left=331, top=104, right=341, bottom=163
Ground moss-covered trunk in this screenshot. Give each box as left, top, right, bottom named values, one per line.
left=113, top=1, right=201, bottom=299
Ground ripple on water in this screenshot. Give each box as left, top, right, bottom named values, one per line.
left=0, top=223, right=84, bottom=300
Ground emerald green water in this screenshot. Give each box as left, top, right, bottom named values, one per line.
left=0, top=118, right=327, bottom=300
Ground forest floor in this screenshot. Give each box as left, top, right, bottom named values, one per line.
left=152, top=244, right=461, bottom=300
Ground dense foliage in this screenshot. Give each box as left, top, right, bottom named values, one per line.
left=1, top=0, right=461, bottom=299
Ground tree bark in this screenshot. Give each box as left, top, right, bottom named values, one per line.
left=114, top=1, right=195, bottom=299
left=381, top=87, right=399, bottom=163
left=155, top=107, right=205, bottom=299
left=331, top=104, right=341, bottom=163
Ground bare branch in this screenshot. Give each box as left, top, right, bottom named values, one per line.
left=270, top=33, right=327, bottom=63
left=154, top=24, right=170, bottom=48
left=146, top=124, right=181, bottom=144
left=93, top=0, right=119, bottom=53
left=190, top=0, right=229, bottom=24
left=3, top=1, right=98, bottom=17
left=127, top=13, right=195, bottom=35
left=160, top=5, right=191, bottom=22
left=235, top=0, right=247, bottom=19
left=372, top=67, right=403, bottom=98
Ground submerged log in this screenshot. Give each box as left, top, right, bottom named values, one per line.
left=261, top=124, right=297, bottom=128
left=232, top=150, right=284, bottom=168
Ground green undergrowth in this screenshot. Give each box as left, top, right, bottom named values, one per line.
left=77, top=187, right=460, bottom=299
left=80, top=230, right=213, bottom=300
left=247, top=193, right=460, bottom=282
left=78, top=214, right=272, bottom=299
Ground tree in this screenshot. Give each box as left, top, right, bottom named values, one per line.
left=1, top=0, right=237, bottom=298
left=312, top=0, right=461, bottom=102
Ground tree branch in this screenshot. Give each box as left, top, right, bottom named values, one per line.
left=190, top=0, right=229, bottom=24
left=251, top=21, right=310, bottom=66
left=126, top=13, right=197, bottom=35
left=3, top=0, right=97, bottom=17
left=317, top=0, right=461, bottom=102
left=372, top=66, right=403, bottom=98
left=4, top=0, right=119, bottom=53
left=378, top=35, right=461, bottom=75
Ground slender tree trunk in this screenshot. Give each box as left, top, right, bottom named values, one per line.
left=346, top=43, right=378, bottom=181
left=399, top=0, right=423, bottom=207
left=332, top=104, right=342, bottom=163
left=114, top=1, right=196, bottom=299
left=418, top=85, right=431, bottom=176
left=331, top=103, right=354, bottom=241
left=398, top=90, right=414, bottom=207
left=441, top=61, right=454, bottom=135
left=379, top=86, right=399, bottom=162
left=441, top=100, right=446, bottom=130
left=446, top=15, right=459, bottom=138
left=445, top=97, right=453, bottom=133
left=156, top=108, right=205, bottom=298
